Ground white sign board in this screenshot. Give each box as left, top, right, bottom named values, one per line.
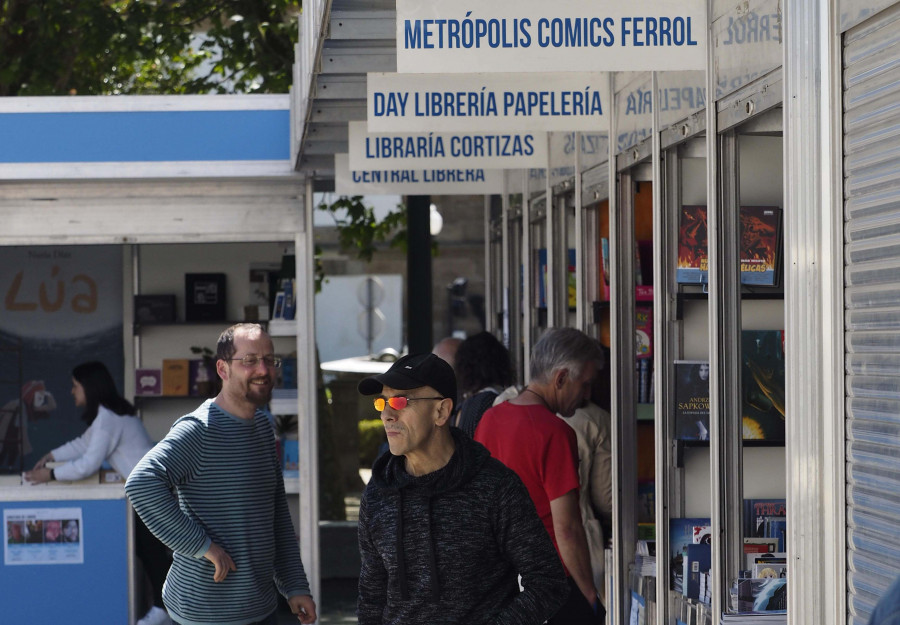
left=334, top=154, right=505, bottom=195
left=367, top=72, right=608, bottom=132
left=396, top=0, right=707, bottom=73
left=348, top=121, right=547, bottom=170
left=315, top=275, right=403, bottom=364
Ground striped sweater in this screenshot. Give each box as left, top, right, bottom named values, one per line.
left=125, top=400, right=309, bottom=625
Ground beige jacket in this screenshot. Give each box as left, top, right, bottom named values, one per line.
left=558, top=402, right=613, bottom=598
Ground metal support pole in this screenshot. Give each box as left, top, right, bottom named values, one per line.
left=407, top=195, right=432, bottom=354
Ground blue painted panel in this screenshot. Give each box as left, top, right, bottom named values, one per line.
left=1, top=498, right=129, bottom=625
left=0, top=109, right=290, bottom=163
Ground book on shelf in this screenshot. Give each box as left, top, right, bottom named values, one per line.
left=636, top=305, right=653, bottom=360
left=281, top=278, right=296, bottom=321
left=637, top=480, right=655, bottom=523
left=669, top=517, right=711, bottom=592
left=677, top=205, right=709, bottom=284
left=635, top=539, right=657, bottom=577
left=674, top=360, right=710, bottom=441
left=743, top=537, right=780, bottom=554
left=743, top=552, right=787, bottom=572
left=536, top=248, right=577, bottom=308
left=567, top=250, right=577, bottom=308
left=741, top=330, right=786, bottom=441
left=683, top=543, right=712, bottom=604
left=282, top=435, right=299, bottom=479
left=676, top=205, right=783, bottom=287
left=739, top=206, right=782, bottom=287
left=736, top=577, right=787, bottom=614
left=721, top=613, right=786, bottom=624
left=743, top=498, right=787, bottom=538
left=188, top=359, right=215, bottom=397
left=600, top=237, right=611, bottom=300
left=637, top=521, right=656, bottom=541
left=630, top=590, right=647, bottom=625
left=161, top=359, right=190, bottom=396
left=763, top=517, right=786, bottom=553
left=135, top=368, right=162, bottom=396
left=752, top=561, right=787, bottom=579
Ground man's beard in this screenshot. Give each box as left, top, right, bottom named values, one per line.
left=244, top=376, right=273, bottom=406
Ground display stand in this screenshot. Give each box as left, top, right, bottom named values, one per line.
left=0, top=485, right=132, bottom=625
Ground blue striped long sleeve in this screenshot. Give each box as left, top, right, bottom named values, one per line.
left=125, top=400, right=309, bottom=625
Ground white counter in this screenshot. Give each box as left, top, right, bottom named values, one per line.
left=0, top=483, right=126, bottom=502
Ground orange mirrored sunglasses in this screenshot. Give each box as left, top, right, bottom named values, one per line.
left=373, top=395, right=445, bottom=411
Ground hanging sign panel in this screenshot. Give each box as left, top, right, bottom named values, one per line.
left=334, top=153, right=505, bottom=195
left=396, top=0, right=707, bottom=73
left=367, top=72, right=608, bottom=133
left=348, top=121, right=548, bottom=170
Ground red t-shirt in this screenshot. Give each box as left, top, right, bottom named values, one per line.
left=474, top=400, right=580, bottom=568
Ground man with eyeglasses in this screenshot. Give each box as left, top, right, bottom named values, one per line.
left=356, top=352, right=568, bottom=625
left=126, top=323, right=317, bottom=625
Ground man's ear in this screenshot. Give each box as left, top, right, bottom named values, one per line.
left=216, top=358, right=229, bottom=381
left=553, top=368, right=569, bottom=389
left=434, top=398, right=454, bottom=426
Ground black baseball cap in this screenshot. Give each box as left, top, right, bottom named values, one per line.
left=357, top=353, right=457, bottom=402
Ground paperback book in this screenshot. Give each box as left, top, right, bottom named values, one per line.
left=676, top=205, right=708, bottom=284
left=741, top=331, right=786, bottom=441
left=743, top=499, right=787, bottom=538
left=536, top=248, right=577, bottom=308
left=740, top=206, right=782, bottom=286
left=736, top=577, right=787, bottom=614
left=683, top=543, right=712, bottom=604
left=669, top=517, right=711, bottom=592
left=674, top=360, right=711, bottom=441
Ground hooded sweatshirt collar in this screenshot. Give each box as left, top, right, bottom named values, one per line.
left=369, top=428, right=491, bottom=601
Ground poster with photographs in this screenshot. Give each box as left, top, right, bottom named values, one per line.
left=4, top=507, right=83, bottom=565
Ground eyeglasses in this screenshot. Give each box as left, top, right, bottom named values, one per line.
left=226, top=355, right=282, bottom=369
left=373, top=395, right=444, bottom=411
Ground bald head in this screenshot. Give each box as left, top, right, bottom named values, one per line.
left=432, top=337, right=462, bottom=369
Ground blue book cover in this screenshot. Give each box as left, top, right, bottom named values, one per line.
left=765, top=517, right=787, bottom=552
left=669, top=517, right=710, bottom=591
left=682, top=543, right=712, bottom=603
left=282, top=278, right=296, bottom=321
left=282, top=437, right=299, bottom=479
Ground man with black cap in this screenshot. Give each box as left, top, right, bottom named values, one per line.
left=356, top=352, right=568, bottom=625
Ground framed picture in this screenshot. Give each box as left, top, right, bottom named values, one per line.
left=272, top=292, right=286, bottom=319
left=184, top=273, right=227, bottom=321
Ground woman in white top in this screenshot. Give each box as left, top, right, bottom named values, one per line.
left=24, top=361, right=173, bottom=625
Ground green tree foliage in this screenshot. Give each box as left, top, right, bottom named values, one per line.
left=317, top=195, right=408, bottom=263
left=0, top=0, right=300, bottom=96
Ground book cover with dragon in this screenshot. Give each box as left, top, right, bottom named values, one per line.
left=676, top=205, right=708, bottom=284
left=740, top=206, right=782, bottom=286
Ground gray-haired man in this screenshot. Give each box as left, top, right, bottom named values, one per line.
left=475, top=327, right=605, bottom=624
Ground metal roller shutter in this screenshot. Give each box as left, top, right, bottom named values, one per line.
left=843, top=4, right=900, bottom=624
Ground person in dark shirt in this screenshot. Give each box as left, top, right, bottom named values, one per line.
left=453, top=332, right=514, bottom=438
left=356, top=352, right=567, bottom=625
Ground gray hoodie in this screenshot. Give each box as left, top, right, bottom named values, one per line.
left=357, top=427, right=568, bottom=625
